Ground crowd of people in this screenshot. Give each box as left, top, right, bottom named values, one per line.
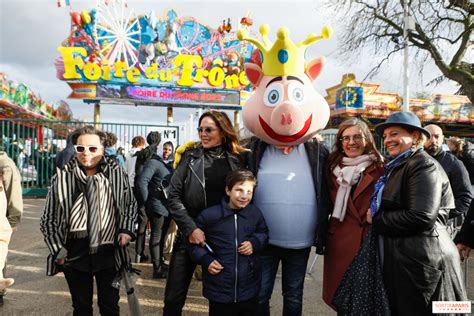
left=0, top=109, right=472, bottom=315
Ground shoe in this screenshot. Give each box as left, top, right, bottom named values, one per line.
left=135, top=253, right=149, bottom=263
left=0, top=278, right=14, bottom=291
left=139, top=254, right=149, bottom=263
left=152, top=266, right=168, bottom=279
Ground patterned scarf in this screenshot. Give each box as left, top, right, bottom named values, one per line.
left=369, top=149, right=413, bottom=218
left=70, top=164, right=116, bottom=253
left=332, top=154, right=375, bottom=221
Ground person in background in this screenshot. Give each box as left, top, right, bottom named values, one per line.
left=160, top=141, right=176, bottom=267
left=188, top=169, right=268, bottom=316
left=0, top=150, right=23, bottom=306
left=163, top=111, right=247, bottom=316
left=134, top=131, right=162, bottom=263
left=455, top=199, right=474, bottom=261
left=125, top=136, right=146, bottom=188
left=162, top=141, right=174, bottom=171
left=448, top=136, right=474, bottom=190
left=136, top=138, right=171, bottom=279
left=424, top=125, right=473, bottom=220
left=56, top=135, right=75, bottom=169
left=370, top=112, right=466, bottom=314
left=117, top=147, right=126, bottom=165
left=104, top=132, right=125, bottom=168
left=322, top=118, right=384, bottom=310
left=40, top=125, right=137, bottom=315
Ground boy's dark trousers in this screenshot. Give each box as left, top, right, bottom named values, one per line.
left=209, top=297, right=258, bottom=316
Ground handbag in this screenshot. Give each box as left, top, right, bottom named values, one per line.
left=332, top=227, right=391, bottom=315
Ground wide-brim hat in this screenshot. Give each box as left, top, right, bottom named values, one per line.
left=375, top=111, right=431, bottom=138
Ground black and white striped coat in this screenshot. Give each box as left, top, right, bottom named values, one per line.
left=40, top=157, right=137, bottom=276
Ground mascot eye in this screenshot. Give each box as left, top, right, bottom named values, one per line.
left=263, top=83, right=283, bottom=107
left=288, top=82, right=306, bottom=104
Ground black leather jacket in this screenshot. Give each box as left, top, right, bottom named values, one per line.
left=246, top=137, right=330, bottom=254
left=373, top=149, right=466, bottom=315
left=167, top=147, right=242, bottom=237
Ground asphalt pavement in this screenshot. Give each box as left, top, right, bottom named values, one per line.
left=1, top=199, right=473, bottom=315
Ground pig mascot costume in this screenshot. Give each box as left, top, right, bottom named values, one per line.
left=238, top=24, right=332, bottom=315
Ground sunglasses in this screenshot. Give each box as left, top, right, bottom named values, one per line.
left=197, top=127, right=219, bottom=134
left=74, top=145, right=102, bottom=153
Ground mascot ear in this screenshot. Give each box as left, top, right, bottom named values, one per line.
left=244, top=63, right=263, bottom=86
left=305, top=57, right=325, bottom=81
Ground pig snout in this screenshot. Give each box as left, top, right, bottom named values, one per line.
left=280, top=113, right=293, bottom=125
left=270, top=104, right=304, bottom=134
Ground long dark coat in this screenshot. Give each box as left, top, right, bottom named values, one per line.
left=323, top=163, right=384, bottom=309
left=373, top=149, right=467, bottom=315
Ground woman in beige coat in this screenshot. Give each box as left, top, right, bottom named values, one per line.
left=0, top=151, right=23, bottom=291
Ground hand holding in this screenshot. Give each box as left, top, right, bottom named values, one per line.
left=456, top=243, right=471, bottom=261
left=238, top=241, right=253, bottom=255
left=118, top=233, right=132, bottom=247
left=188, top=228, right=206, bottom=245
left=366, top=209, right=372, bottom=224
left=208, top=260, right=224, bottom=275
left=56, top=258, right=65, bottom=265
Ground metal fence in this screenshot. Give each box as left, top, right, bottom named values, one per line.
left=0, top=118, right=179, bottom=197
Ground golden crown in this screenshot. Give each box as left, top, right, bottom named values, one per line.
left=237, top=24, right=332, bottom=76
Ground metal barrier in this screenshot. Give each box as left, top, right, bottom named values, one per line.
left=0, top=118, right=179, bottom=197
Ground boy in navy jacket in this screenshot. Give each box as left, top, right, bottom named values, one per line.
left=188, top=169, right=268, bottom=316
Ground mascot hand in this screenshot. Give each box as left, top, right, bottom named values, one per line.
left=173, top=141, right=197, bottom=169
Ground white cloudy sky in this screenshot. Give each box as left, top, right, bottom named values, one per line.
left=0, top=0, right=458, bottom=125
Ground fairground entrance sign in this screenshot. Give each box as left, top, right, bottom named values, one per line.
left=55, top=1, right=258, bottom=117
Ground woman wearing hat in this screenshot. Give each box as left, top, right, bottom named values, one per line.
left=369, top=111, right=467, bottom=314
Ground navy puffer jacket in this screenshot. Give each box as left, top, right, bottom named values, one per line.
left=188, top=198, right=268, bottom=303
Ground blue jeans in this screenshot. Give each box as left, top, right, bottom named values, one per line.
left=258, top=245, right=311, bottom=316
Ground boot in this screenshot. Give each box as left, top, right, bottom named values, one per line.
left=139, top=253, right=149, bottom=262
left=153, top=265, right=168, bottom=279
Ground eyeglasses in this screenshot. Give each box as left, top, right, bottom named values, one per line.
left=197, top=127, right=219, bottom=134
left=340, top=135, right=366, bottom=143
left=74, top=145, right=102, bottom=153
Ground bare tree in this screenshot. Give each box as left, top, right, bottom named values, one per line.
left=325, top=0, right=473, bottom=102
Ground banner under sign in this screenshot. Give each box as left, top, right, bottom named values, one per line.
left=68, top=83, right=97, bottom=99
left=96, top=84, right=240, bottom=106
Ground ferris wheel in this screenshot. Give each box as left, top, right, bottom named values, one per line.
left=94, top=0, right=141, bottom=70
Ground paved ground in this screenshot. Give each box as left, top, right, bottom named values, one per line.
left=1, top=198, right=473, bottom=315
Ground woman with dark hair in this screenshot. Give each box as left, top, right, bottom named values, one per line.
left=136, top=146, right=171, bottom=279
left=323, top=118, right=384, bottom=309
left=134, top=131, right=162, bottom=263
left=370, top=112, right=466, bottom=314
left=163, top=111, right=247, bottom=316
